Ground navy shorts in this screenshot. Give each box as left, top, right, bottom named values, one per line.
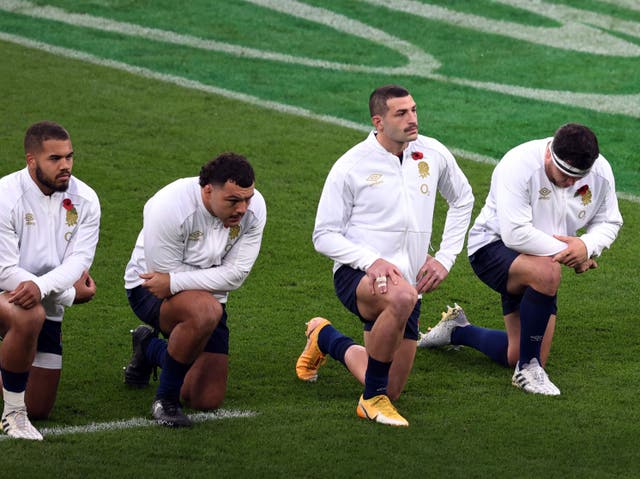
left=126, top=286, right=229, bottom=355
left=469, top=240, right=522, bottom=314
left=37, top=319, right=62, bottom=355
left=469, top=240, right=557, bottom=315
left=333, top=265, right=420, bottom=340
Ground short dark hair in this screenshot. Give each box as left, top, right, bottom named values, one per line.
left=199, top=152, right=255, bottom=188
left=24, top=121, right=70, bottom=154
left=552, top=123, right=599, bottom=171
left=369, top=85, right=410, bottom=117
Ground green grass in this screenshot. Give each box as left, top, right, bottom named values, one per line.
left=1, top=2, right=639, bottom=477
left=2, top=1, right=638, bottom=193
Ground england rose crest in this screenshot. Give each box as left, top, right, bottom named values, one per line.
left=62, top=198, right=78, bottom=226
left=575, top=184, right=592, bottom=206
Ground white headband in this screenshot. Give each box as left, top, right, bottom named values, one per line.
left=550, top=144, right=591, bottom=178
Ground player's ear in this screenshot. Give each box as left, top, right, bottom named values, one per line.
left=371, top=114, right=383, bottom=132
left=25, top=152, right=36, bottom=167
left=203, top=183, right=219, bottom=202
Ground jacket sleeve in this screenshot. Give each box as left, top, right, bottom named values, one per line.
left=433, top=153, right=474, bottom=271
left=169, top=206, right=267, bottom=294
left=0, top=204, right=38, bottom=291
left=312, top=165, right=379, bottom=272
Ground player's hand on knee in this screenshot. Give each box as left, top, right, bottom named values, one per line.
left=552, top=235, right=588, bottom=268
left=7, top=280, right=41, bottom=309
left=366, top=259, right=402, bottom=295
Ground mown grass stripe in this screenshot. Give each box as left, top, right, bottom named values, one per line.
left=0, top=31, right=637, bottom=205
left=2, top=0, right=639, bottom=119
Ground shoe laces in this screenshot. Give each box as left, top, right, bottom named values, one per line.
left=6, top=409, right=29, bottom=428
left=442, top=304, right=463, bottom=320
left=161, top=399, right=182, bottom=415
left=531, top=367, right=546, bottom=384
left=369, top=395, right=399, bottom=416
left=523, top=360, right=548, bottom=384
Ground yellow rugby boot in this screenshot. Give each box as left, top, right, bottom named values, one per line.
left=295, top=317, right=331, bottom=382
left=356, top=394, right=409, bottom=427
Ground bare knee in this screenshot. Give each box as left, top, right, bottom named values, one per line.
left=184, top=389, right=225, bottom=411
left=181, top=353, right=228, bottom=411
left=539, top=265, right=561, bottom=295
left=530, top=261, right=562, bottom=296
left=386, top=286, right=418, bottom=317
left=188, top=300, right=223, bottom=336
left=181, top=380, right=226, bottom=410
left=12, top=304, right=46, bottom=336
left=511, top=256, right=562, bottom=296
left=26, top=403, right=53, bottom=421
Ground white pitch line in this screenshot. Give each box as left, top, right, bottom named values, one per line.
left=362, top=0, right=640, bottom=55
left=0, top=0, right=440, bottom=76
left=2, top=0, right=639, bottom=118
left=0, top=409, right=257, bottom=441
left=0, top=31, right=637, bottom=205
left=0, top=32, right=369, bottom=132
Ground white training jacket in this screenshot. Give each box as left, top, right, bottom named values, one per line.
left=467, top=138, right=623, bottom=257
left=313, top=131, right=474, bottom=286
left=124, top=177, right=266, bottom=304
left=0, top=168, right=101, bottom=322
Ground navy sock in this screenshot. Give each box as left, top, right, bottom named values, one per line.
left=155, top=352, right=191, bottom=401
left=317, top=325, right=356, bottom=368
left=519, top=288, right=555, bottom=366
left=363, top=356, right=391, bottom=399
left=145, top=337, right=168, bottom=368
left=451, top=325, right=509, bottom=367
left=0, top=368, right=29, bottom=393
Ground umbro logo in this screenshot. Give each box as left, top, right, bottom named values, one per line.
left=538, top=187, right=551, bottom=200
left=366, top=173, right=383, bottom=186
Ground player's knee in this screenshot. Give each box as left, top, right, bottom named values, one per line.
left=536, top=264, right=561, bottom=295
left=26, top=399, right=54, bottom=420
left=183, top=388, right=225, bottom=411
left=13, top=305, right=46, bottom=336
left=27, top=406, right=52, bottom=421
left=547, top=260, right=562, bottom=285
left=189, top=300, right=223, bottom=335
left=387, top=286, right=418, bottom=316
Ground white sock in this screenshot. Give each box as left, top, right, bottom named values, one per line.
left=2, top=388, right=26, bottom=417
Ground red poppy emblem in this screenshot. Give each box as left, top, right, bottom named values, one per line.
left=575, top=185, right=589, bottom=197
left=62, top=198, right=74, bottom=211
left=411, top=151, right=423, bottom=160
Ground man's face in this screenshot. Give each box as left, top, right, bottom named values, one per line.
left=202, top=180, right=255, bottom=227
left=545, top=145, right=580, bottom=188
left=27, top=139, right=74, bottom=195
left=373, top=95, right=419, bottom=150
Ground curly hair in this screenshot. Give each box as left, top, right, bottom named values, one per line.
left=199, top=152, right=255, bottom=188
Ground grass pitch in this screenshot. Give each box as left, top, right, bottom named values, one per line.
left=1, top=2, right=639, bottom=477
